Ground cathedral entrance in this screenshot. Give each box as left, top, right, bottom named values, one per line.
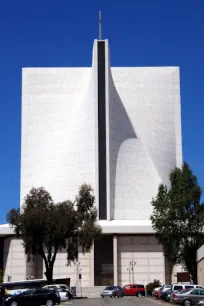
left=94, top=235, right=113, bottom=286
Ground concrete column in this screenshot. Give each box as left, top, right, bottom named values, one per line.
left=90, top=243, right=95, bottom=286
left=113, top=235, right=118, bottom=285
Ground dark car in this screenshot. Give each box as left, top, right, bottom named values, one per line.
left=161, top=289, right=172, bottom=302
left=115, top=286, right=124, bottom=297
left=5, top=288, right=60, bottom=306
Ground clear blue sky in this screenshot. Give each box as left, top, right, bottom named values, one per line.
left=0, top=0, right=204, bottom=223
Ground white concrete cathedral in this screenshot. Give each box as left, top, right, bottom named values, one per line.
left=0, top=39, right=182, bottom=287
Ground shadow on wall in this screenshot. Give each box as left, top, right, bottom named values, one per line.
left=108, top=69, right=137, bottom=219
left=2, top=237, right=11, bottom=282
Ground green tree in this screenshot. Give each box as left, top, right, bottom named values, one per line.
left=7, top=184, right=101, bottom=284
left=151, top=162, right=204, bottom=284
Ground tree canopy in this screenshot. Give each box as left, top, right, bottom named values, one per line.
left=151, top=162, right=204, bottom=283
left=7, top=184, right=101, bottom=284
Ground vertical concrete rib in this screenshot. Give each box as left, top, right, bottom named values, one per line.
left=97, top=41, right=107, bottom=220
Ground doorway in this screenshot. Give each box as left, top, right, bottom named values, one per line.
left=94, top=235, right=113, bottom=286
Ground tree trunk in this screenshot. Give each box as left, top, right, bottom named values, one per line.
left=191, top=270, right=197, bottom=285
left=44, top=265, right=54, bottom=284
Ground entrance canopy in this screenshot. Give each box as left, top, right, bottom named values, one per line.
left=0, top=224, right=14, bottom=237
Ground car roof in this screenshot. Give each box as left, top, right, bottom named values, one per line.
left=125, top=284, right=143, bottom=286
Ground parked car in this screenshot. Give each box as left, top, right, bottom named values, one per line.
left=43, top=284, right=73, bottom=301
left=171, top=284, right=204, bottom=294
left=101, top=286, right=123, bottom=298
left=159, top=286, right=172, bottom=300
left=158, top=285, right=171, bottom=299
left=123, top=284, right=145, bottom=297
left=114, top=286, right=124, bottom=297
left=172, top=288, right=204, bottom=306
left=197, top=300, right=204, bottom=306
left=5, top=288, right=60, bottom=306
left=163, top=289, right=173, bottom=302
left=153, top=287, right=162, bottom=297
left=156, top=288, right=163, bottom=299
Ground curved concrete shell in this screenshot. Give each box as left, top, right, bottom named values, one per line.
left=21, top=39, right=182, bottom=226
left=0, top=38, right=183, bottom=287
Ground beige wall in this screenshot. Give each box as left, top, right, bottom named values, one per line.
left=43, top=248, right=94, bottom=288
left=3, top=237, right=93, bottom=286
left=3, top=235, right=184, bottom=286
left=198, top=259, right=204, bottom=286
left=117, top=235, right=165, bottom=286
left=3, top=237, right=27, bottom=282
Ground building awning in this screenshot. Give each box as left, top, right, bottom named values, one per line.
left=98, top=220, right=154, bottom=234
left=0, top=221, right=154, bottom=236
left=0, top=224, right=14, bottom=236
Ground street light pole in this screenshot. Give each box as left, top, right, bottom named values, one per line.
left=127, top=267, right=131, bottom=283
left=75, top=261, right=82, bottom=297
left=129, top=260, right=136, bottom=283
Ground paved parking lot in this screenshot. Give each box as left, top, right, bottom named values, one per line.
left=64, top=297, right=166, bottom=306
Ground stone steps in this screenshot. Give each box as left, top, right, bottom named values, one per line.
left=76, top=286, right=104, bottom=298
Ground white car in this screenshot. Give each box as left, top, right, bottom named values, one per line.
left=43, top=284, right=70, bottom=302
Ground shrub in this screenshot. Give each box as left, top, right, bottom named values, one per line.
left=146, top=279, right=161, bottom=296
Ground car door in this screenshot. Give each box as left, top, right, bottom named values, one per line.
left=132, top=285, right=137, bottom=295
left=124, top=285, right=132, bottom=296
left=115, top=286, right=122, bottom=297
left=20, top=289, right=36, bottom=306
left=189, top=289, right=200, bottom=304
left=199, top=290, right=204, bottom=301
left=32, top=289, right=47, bottom=306
left=118, top=286, right=124, bottom=296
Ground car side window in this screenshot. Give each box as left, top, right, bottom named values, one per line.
left=59, top=286, right=67, bottom=289
left=35, top=289, right=46, bottom=295
left=132, top=285, right=137, bottom=288
left=22, top=290, right=35, bottom=296
left=174, top=286, right=183, bottom=290
left=190, top=290, right=200, bottom=295
left=125, top=286, right=131, bottom=289
left=200, top=290, right=204, bottom=295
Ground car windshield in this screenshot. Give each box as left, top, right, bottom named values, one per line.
left=105, top=287, right=114, bottom=290
left=59, top=285, right=67, bottom=289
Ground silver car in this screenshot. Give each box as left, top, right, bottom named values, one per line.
left=101, top=286, right=124, bottom=298
left=172, top=288, right=204, bottom=306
